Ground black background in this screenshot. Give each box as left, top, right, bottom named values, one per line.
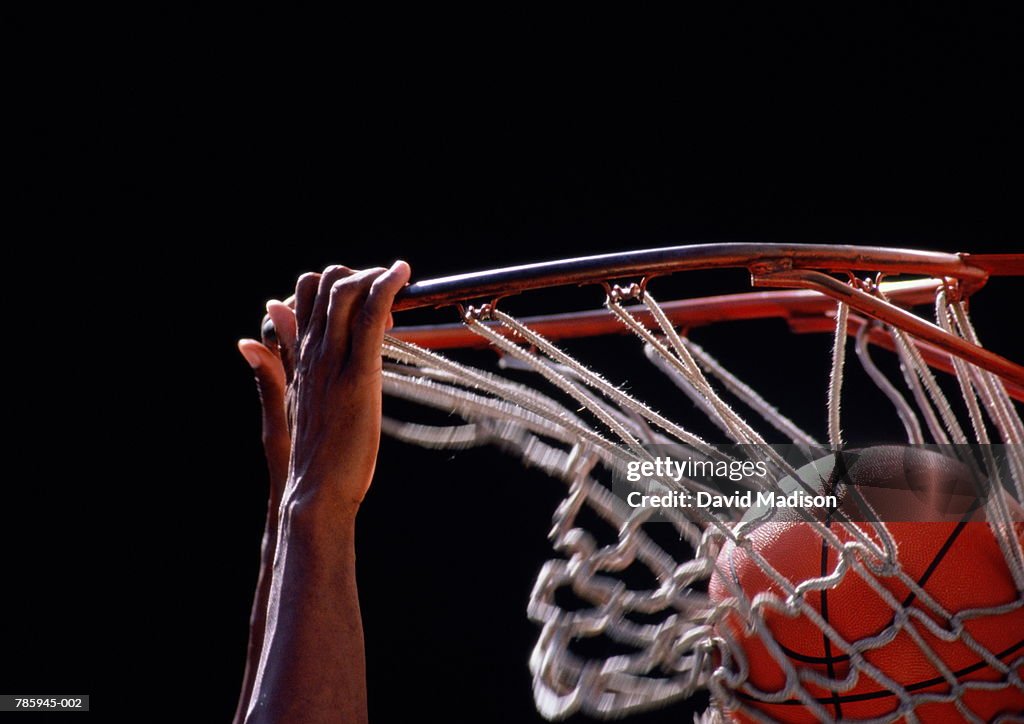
left=6, top=8, right=1024, bottom=722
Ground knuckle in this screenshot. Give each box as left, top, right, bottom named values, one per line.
left=369, top=269, right=400, bottom=295
left=329, top=267, right=384, bottom=298
left=296, top=273, right=321, bottom=299
left=322, top=264, right=352, bottom=280
left=354, top=267, right=387, bottom=288
left=330, top=277, right=360, bottom=298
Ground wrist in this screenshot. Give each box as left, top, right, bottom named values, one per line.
left=273, top=497, right=357, bottom=588
left=279, top=482, right=360, bottom=547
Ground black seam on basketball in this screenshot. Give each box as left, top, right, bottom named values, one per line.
left=900, top=519, right=968, bottom=609
left=777, top=642, right=850, bottom=664
left=773, top=520, right=971, bottom=664
left=728, top=540, right=740, bottom=599
left=736, top=637, right=1024, bottom=706
left=820, top=530, right=843, bottom=719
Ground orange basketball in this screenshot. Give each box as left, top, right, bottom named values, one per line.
left=709, top=516, right=1024, bottom=721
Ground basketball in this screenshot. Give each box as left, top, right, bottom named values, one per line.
left=709, top=448, right=1024, bottom=722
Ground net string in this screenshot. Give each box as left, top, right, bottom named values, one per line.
left=473, top=308, right=724, bottom=462
left=946, top=299, right=1024, bottom=498
left=382, top=337, right=653, bottom=480
left=935, top=289, right=1024, bottom=592
left=680, top=338, right=818, bottom=448
left=486, top=298, right=880, bottom=553
left=496, top=355, right=677, bottom=448
left=605, top=292, right=799, bottom=483
left=605, top=292, right=888, bottom=553
left=854, top=323, right=925, bottom=445
left=879, top=287, right=969, bottom=448
left=828, top=301, right=850, bottom=450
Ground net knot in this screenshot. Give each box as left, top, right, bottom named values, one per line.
left=462, top=302, right=498, bottom=322
left=606, top=281, right=645, bottom=303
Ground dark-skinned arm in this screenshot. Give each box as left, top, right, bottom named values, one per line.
left=237, top=261, right=410, bottom=724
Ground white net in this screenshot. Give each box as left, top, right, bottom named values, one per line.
left=380, top=277, right=1024, bottom=722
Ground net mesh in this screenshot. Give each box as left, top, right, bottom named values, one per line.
left=380, top=275, right=1024, bottom=723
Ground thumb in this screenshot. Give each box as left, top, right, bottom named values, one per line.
left=238, top=339, right=291, bottom=497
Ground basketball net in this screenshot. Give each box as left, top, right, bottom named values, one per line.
left=379, top=269, right=1024, bottom=722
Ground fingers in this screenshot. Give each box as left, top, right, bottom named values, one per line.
left=260, top=315, right=278, bottom=346
left=261, top=291, right=298, bottom=345
left=348, top=260, right=411, bottom=374
left=266, top=301, right=297, bottom=348
left=325, top=267, right=388, bottom=354
left=237, top=339, right=291, bottom=494
left=266, top=301, right=298, bottom=381
left=293, top=272, right=322, bottom=342
left=281, top=260, right=410, bottom=374
left=305, top=266, right=355, bottom=347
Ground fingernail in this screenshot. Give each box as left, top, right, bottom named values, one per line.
left=238, top=342, right=262, bottom=369
left=266, top=299, right=281, bottom=313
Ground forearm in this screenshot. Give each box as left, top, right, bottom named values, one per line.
left=233, top=505, right=280, bottom=724
left=245, top=498, right=366, bottom=724
left=235, top=329, right=292, bottom=723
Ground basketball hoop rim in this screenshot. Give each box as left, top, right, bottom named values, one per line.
left=392, top=243, right=1022, bottom=311
left=382, top=244, right=1024, bottom=390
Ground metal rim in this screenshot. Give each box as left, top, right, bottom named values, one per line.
left=392, top=243, right=1017, bottom=311
left=260, top=244, right=1024, bottom=389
